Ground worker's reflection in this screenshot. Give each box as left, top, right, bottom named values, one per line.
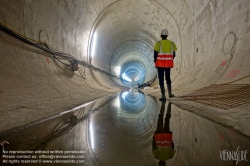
left=152, top=101, right=176, bottom=166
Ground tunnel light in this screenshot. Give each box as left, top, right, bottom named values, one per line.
left=115, top=66, right=121, bottom=75
left=89, top=121, right=95, bottom=150
left=121, top=91, right=128, bottom=99
left=122, top=73, right=132, bottom=82
left=134, top=75, right=140, bottom=82
left=91, top=32, right=98, bottom=57
left=114, top=97, right=120, bottom=108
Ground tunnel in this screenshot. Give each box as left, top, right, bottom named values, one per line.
left=0, top=0, right=250, bottom=165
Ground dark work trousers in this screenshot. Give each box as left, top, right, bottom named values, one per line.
left=157, top=67, right=171, bottom=86
left=152, top=102, right=173, bottom=150
left=156, top=102, right=171, bottom=133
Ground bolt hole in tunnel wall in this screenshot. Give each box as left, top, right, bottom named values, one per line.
left=0, top=0, right=250, bottom=134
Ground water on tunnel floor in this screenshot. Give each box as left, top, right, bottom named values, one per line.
left=0, top=92, right=250, bottom=166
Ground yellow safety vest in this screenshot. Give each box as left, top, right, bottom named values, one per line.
left=154, top=40, right=177, bottom=68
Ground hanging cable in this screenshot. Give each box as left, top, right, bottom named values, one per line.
left=0, top=21, right=158, bottom=87
left=0, top=21, right=126, bottom=81
left=78, top=68, right=86, bottom=79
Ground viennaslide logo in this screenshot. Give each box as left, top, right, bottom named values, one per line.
left=220, top=146, right=248, bottom=165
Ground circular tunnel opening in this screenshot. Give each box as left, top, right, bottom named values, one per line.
left=120, top=91, right=146, bottom=112
left=120, top=61, right=146, bottom=86
left=88, top=0, right=181, bottom=88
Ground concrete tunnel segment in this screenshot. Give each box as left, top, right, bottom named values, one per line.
left=0, top=0, right=250, bottom=136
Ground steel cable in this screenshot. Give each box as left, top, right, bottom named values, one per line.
left=0, top=22, right=160, bottom=87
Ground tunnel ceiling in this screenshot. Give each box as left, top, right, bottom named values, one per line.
left=89, top=0, right=182, bottom=86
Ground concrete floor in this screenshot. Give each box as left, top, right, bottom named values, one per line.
left=0, top=0, right=250, bottom=165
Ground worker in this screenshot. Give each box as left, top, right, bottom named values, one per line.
left=152, top=101, right=176, bottom=165
left=154, top=29, right=177, bottom=100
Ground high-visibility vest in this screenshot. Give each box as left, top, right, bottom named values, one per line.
left=152, top=133, right=175, bottom=161
left=155, top=40, right=174, bottom=68
left=154, top=133, right=173, bottom=148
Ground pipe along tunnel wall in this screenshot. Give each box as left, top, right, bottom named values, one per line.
left=0, top=0, right=250, bottom=134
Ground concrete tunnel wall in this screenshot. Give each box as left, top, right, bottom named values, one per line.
left=0, top=0, right=250, bottom=132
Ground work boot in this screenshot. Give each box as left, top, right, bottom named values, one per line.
left=159, top=85, right=166, bottom=101
left=167, top=84, right=174, bottom=98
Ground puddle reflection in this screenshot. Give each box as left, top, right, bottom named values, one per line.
left=152, top=101, right=175, bottom=166
left=0, top=93, right=250, bottom=166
